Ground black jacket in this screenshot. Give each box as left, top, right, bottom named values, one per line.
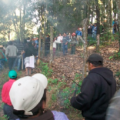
left=70, top=67, right=116, bottom=120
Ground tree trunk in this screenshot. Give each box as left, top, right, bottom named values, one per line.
left=116, top=0, right=120, bottom=51
left=20, top=6, right=22, bottom=42
left=38, top=32, right=42, bottom=58
left=49, top=26, right=53, bottom=67
left=96, top=0, right=100, bottom=52
left=82, top=18, right=88, bottom=79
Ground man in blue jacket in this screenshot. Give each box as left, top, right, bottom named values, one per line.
left=70, top=54, right=116, bottom=120
left=76, top=28, right=82, bottom=44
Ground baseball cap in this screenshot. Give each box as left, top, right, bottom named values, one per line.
left=8, top=70, right=17, bottom=79
left=87, top=54, right=103, bottom=62
left=9, top=76, right=44, bottom=115
left=32, top=73, right=48, bottom=89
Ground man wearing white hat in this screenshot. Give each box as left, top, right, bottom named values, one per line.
left=9, top=74, right=69, bottom=120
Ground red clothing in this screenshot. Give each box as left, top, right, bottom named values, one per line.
left=1, top=79, right=15, bottom=106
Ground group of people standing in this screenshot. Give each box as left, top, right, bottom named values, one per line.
left=45, top=32, right=78, bottom=57
left=88, top=24, right=97, bottom=40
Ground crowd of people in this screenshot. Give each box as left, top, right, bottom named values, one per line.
left=0, top=24, right=100, bottom=74
left=1, top=53, right=119, bottom=120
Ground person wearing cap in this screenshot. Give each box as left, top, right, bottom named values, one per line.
left=70, top=54, right=116, bottom=120
left=1, top=70, right=18, bottom=120
left=9, top=74, right=69, bottom=120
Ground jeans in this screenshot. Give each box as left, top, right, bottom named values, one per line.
left=12, top=56, right=22, bottom=71
left=8, top=57, right=16, bottom=70
left=3, top=103, right=18, bottom=120
left=112, top=28, right=115, bottom=34
left=63, top=44, right=68, bottom=55
left=92, top=32, right=97, bottom=40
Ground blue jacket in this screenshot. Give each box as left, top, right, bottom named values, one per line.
left=76, top=30, right=82, bottom=36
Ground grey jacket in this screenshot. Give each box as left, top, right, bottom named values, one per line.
left=5, top=45, right=18, bottom=57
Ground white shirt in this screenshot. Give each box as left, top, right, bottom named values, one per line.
left=57, top=36, right=63, bottom=43
left=53, top=40, right=58, bottom=48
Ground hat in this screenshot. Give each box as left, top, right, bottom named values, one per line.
left=8, top=70, right=17, bottom=79
left=32, top=74, right=48, bottom=89
left=87, top=54, right=103, bottom=62
left=9, top=76, right=44, bottom=115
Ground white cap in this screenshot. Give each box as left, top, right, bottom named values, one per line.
left=32, top=74, right=48, bottom=89
left=9, top=76, right=44, bottom=115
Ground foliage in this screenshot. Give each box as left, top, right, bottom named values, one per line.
left=48, top=78, right=58, bottom=84
left=40, top=61, right=53, bottom=77
left=109, top=52, right=120, bottom=60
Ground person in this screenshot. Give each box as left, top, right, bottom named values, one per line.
left=71, top=33, right=77, bottom=54
left=5, top=41, right=18, bottom=70
left=45, top=35, right=50, bottom=56
left=26, top=37, right=31, bottom=42
left=76, top=28, right=82, bottom=44
left=9, top=73, right=69, bottom=120
left=106, top=89, right=120, bottom=120
left=70, top=54, right=116, bottom=120
left=57, top=34, right=63, bottom=51
left=53, top=37, right=58, bottom=58
left=1, top=70, right=18, bottom=120
left=112, top=20, right=115, bottom=34
left=88, top=26, right=92, bottom=36
left=62, top=33, right=69, bottom=55
left=23, top=42, right=36, bottom=76
left=92, top=24, right=97, bottom=40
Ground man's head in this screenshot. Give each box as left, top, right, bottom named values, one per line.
left=10, top=74, right=48, bottom=118
left=8, top=70, right=17, bottom=79
left=63, top=33, right=66, bottom=37
left=87, top=54, right=103, bottom=71
left=47, top=35, right=50, bottom=38
left=9, top=41, right=13, bottom=45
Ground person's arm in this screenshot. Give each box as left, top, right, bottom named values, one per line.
left=70, top=75, right=96, bottom=111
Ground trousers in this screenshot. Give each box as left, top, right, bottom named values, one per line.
left=8, top=57, right=16, bottom=70
left=3, top=103, right=18, bottom=120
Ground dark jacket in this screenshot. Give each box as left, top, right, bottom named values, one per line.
left=70, top=67, right=116, bottom=120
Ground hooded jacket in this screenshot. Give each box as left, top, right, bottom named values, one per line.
left=71, top=67, right=116, bottom=120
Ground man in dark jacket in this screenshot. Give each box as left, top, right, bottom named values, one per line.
left=70, top=54, right=116, bottom=120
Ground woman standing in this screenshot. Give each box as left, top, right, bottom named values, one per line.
left=24, top=42, right=36, bottom=76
